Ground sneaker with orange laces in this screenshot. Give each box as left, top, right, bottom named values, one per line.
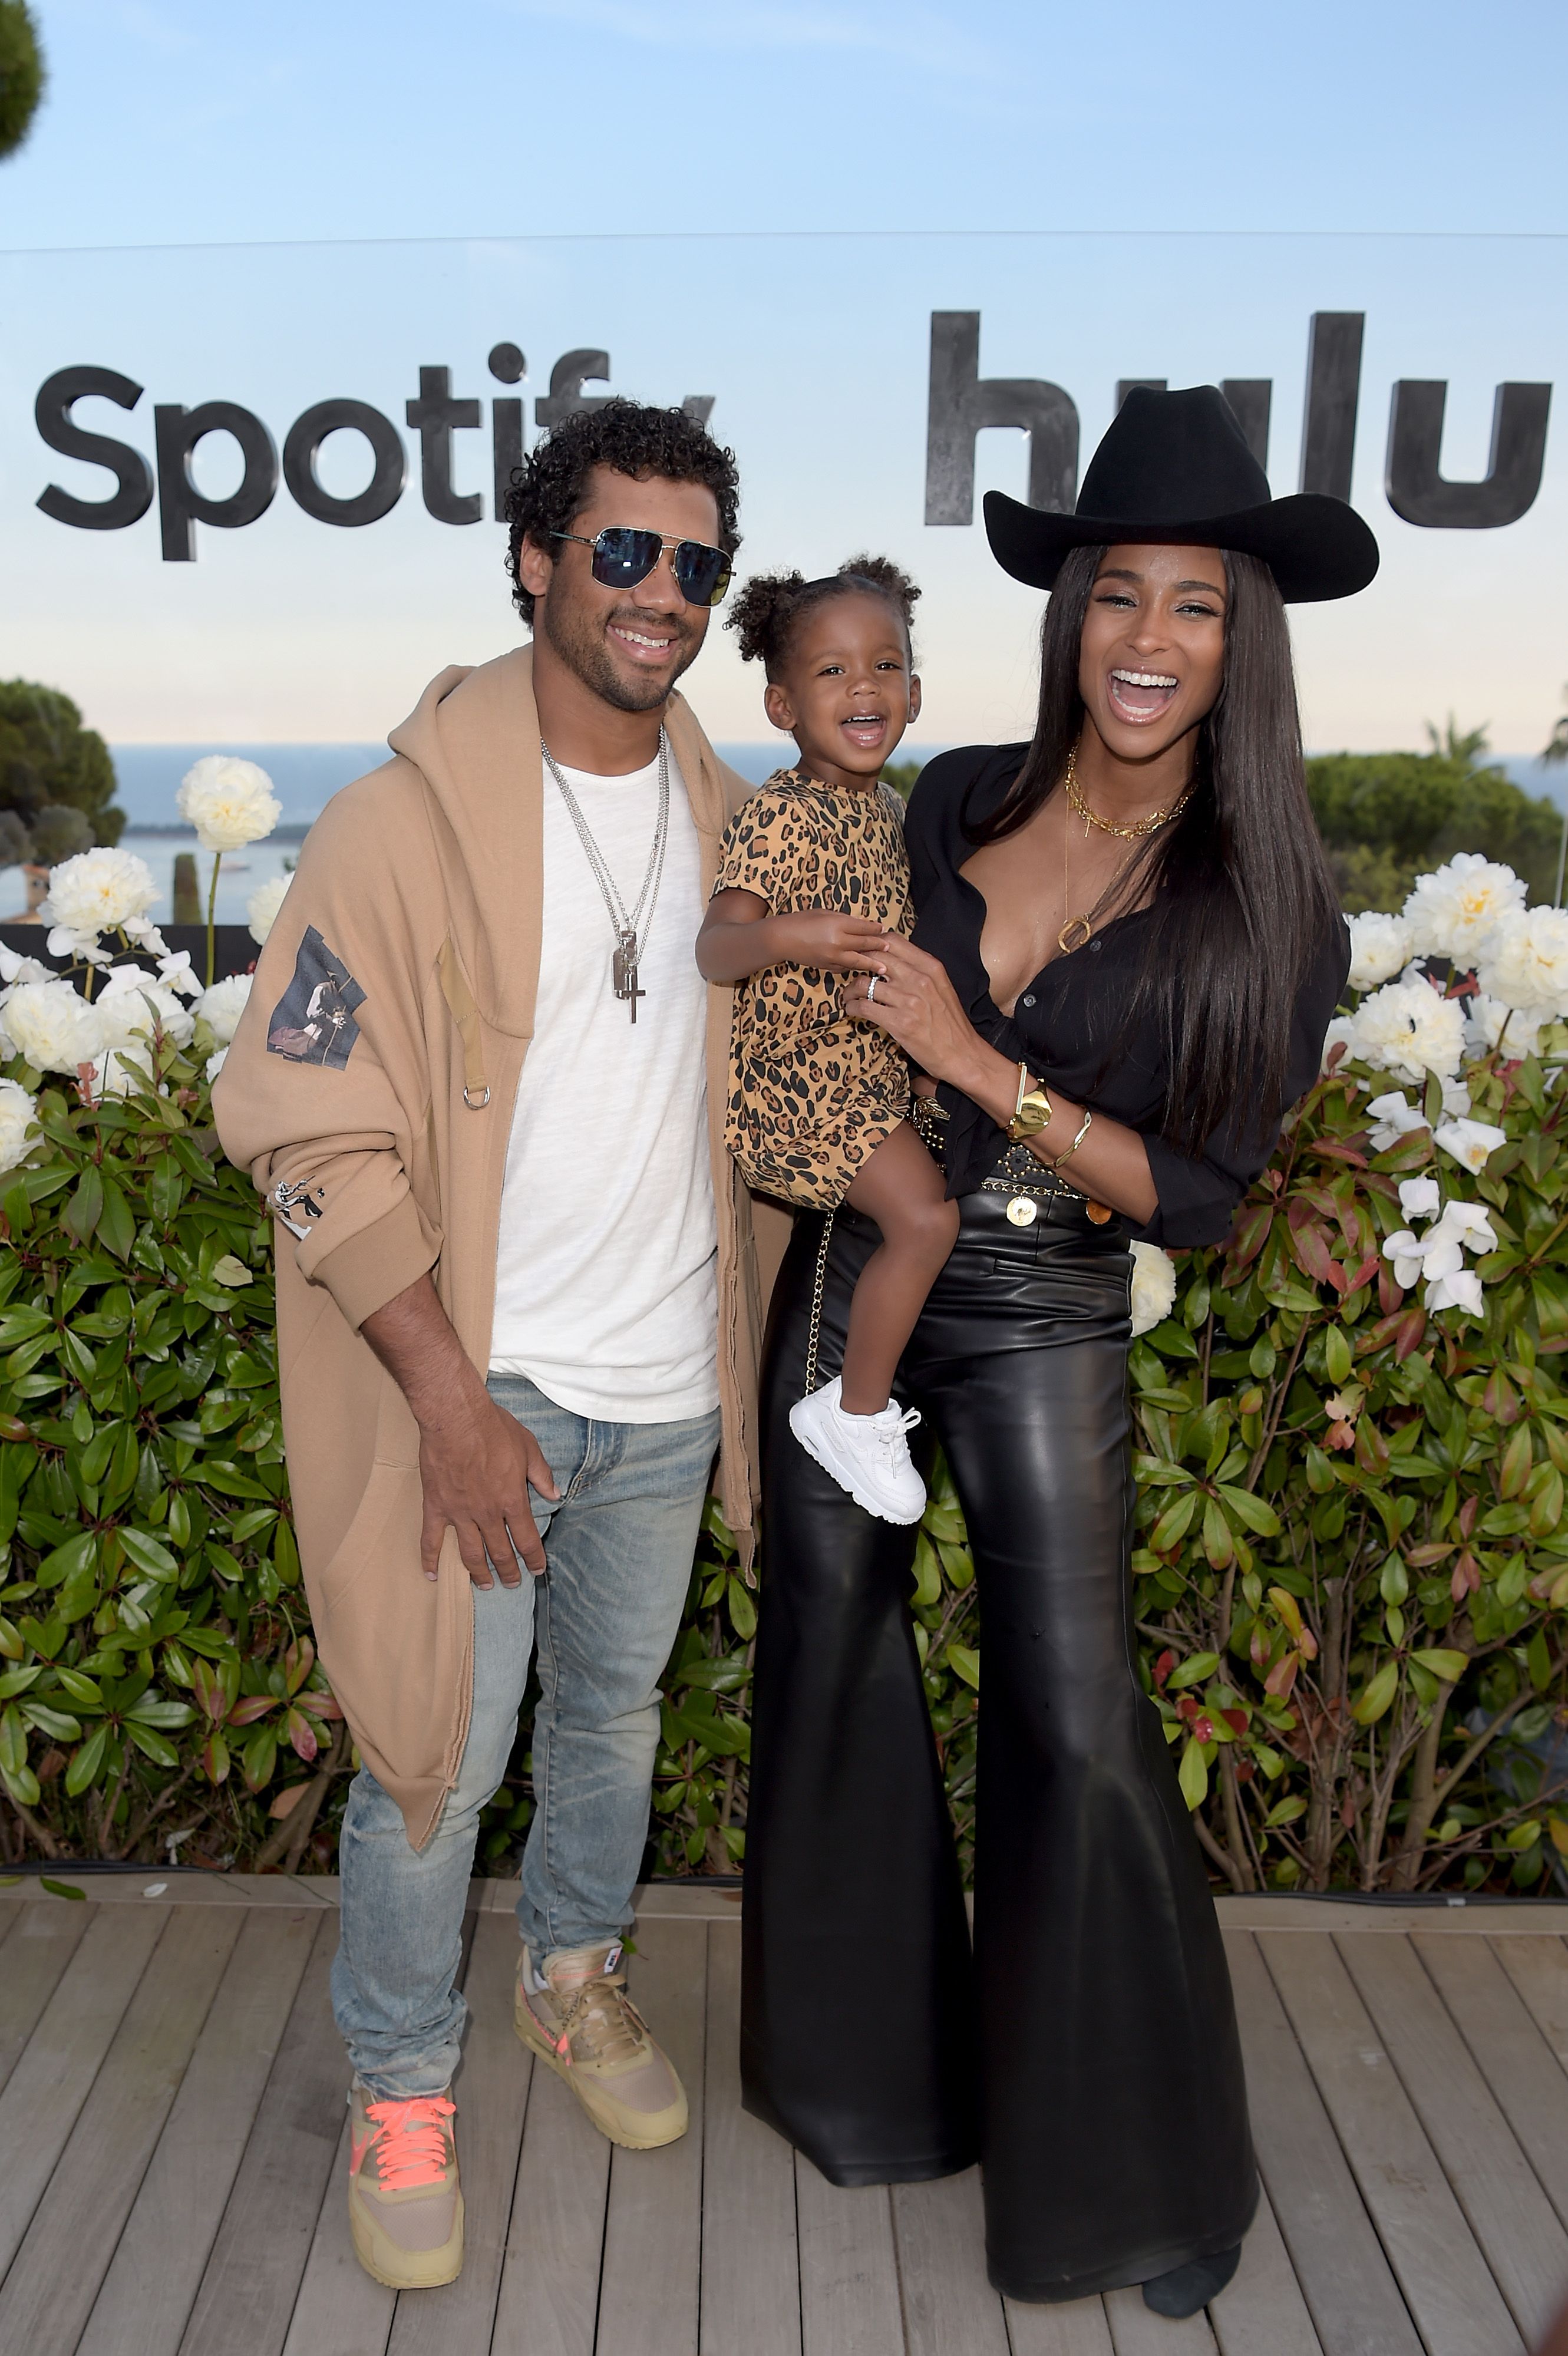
left=515, top=1940, right=688, bottom=2149
left=346, top=2081, right=464, bottom=2288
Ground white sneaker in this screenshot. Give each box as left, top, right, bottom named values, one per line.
left=789, top=1377, right=926, bottom=1523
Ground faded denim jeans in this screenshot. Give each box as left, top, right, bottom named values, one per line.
left=332, top=1373, right=721, bottom=2099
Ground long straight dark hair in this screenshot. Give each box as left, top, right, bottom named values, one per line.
left=965, top=543, right=1341, bottom=1156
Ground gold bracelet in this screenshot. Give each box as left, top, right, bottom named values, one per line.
left=1008, top=1060, right=1053, bottom=1143
left=1052, top=1106, right=1094, bottom=1170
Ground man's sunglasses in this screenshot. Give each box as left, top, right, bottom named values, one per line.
left=549, top=527, right=732, bottom=609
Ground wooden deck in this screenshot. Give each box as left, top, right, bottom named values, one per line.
left=3, top=1880, right=1568, bottom=2356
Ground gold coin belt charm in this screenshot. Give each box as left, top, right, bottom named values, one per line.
left=1006, top=1195, right=1038, bottom=1227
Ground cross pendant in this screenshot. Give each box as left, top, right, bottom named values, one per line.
left=613, top=930, right=645, bottom=1023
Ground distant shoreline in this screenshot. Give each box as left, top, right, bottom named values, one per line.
left=122, top=823, right=313, bottom=842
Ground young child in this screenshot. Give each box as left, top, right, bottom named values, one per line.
left=697, top=557, right=958, bottom=1523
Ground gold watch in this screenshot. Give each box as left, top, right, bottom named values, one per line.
left=1008, top=1061, right=1053, bottom=1144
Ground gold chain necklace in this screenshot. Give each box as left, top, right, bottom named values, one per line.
left=1057, top=742, right=1188, bottom=956
left=1064, top=741, right=1192, bottom=840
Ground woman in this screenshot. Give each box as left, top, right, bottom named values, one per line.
left=739, top=387, right=1377, bottom=2316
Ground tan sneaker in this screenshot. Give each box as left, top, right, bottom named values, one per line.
left=347, top=2081, right=464, bottom=2288
left=514, top=1939, right=688, bottom=2149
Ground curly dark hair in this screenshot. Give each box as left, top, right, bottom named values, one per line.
left=725, top=554, right=919, bottom=679
left=503, top=399, right=742, bottom=625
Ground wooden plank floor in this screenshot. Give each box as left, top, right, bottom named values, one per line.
left=5, top=1882, right=1568, bottom=2355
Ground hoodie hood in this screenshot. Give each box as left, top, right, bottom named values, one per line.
left=387, top=643, right=728, bottom=1041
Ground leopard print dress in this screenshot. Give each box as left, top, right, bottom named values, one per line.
left=714, top=767, right=913, bottom=1210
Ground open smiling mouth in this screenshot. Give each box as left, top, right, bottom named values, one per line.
left=608, top=620, right=681, bottom=664
left=1108, top=668, right=1179, bottom=723
left=840, top=712, right=889, bottom=747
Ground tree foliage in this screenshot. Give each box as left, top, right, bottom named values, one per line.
left=0, top=2, right=43, bottom=163
left=1308, top=735, right=1561, bottom=914
left=0, top=682, right=124, bottom=854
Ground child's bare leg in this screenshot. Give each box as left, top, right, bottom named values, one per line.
left=840, top=1123, right=960, bottom=1414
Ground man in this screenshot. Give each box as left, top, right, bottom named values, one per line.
left=215, top=400, right=785, bottom=2290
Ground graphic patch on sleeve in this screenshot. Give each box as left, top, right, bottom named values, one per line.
left=266, top=927, right=366, bottom=1068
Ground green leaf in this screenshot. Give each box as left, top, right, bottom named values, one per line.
left=726, top=1575, right=757, bottom=1642
left=1178, top=1738, right=1209, bottom=1809
left=63, top=1721, right=109, bottom=1796
left=211, top=1255, right=252, bottom=1287
left=61, top=1167, right=104, bottom=1246
left=1351, top=1662, right=1400, bottom=1724
left=946, top=1642, right=981, bottom=1691
left=23, top=1702, right=82, bottom=1742
left=117, top=1528, right=179, bottom=1580
left=1265, top=1794, right=1308, bottom=1828
left=95, top=1176, right=136, bottom=1262
left=1166, top=1650, right=1222, bottom=1691
left=1149, top=1489, right=1200, bottom=1552
left=39, top=1877, right=85, bottom=1900
left=1412, top=1648, right=1469, bottom=1685
left=33, top=1532, right=95, bottom=1589
left=1217, top=1484, right=1280, bottom=1537
left=1323, top=1324, right=1352, bottom=1387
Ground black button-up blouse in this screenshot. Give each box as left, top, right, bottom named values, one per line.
left=905, top=744, right=1350, bottom=1249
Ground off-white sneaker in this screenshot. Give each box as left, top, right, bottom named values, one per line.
left=346, top=2081, right=463, bottom=2288
left=516, top=1941, right=688, bottom=2149
left=790, top=1377, right=926, bottom=1523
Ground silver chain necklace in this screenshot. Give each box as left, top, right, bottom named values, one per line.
left=540, top=732, right=670, bottom=1023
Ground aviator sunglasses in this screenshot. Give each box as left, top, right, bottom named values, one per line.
left=549, top=526, right=733, bottom=609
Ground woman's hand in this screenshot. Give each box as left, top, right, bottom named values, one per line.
left=843, top=934, right=1000, bottom=1100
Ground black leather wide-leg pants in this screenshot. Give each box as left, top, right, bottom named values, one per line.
left=740, top=1192, right=1257, bottom=2304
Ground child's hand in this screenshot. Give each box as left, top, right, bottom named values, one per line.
left=774, top=912, right=892, bottom=972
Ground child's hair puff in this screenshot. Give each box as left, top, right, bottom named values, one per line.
left=726, top=555, right=919, bottom=679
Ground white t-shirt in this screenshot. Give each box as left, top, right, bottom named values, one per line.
left=488, top=743, right=719, bottom=1423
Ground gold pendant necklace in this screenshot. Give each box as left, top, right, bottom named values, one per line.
left=1056, top=741, right=1186, bottom=956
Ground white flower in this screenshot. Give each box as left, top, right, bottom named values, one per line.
left=1346, top=978, right=1465, bottom=1084
left=0, top=944, right=50, bottom=988
left=1128, top=1241, right=1177, bottom=1337
left=156, top=949, right=202, bottom=999
left=195, top=974, right=252, bottom=1044
left=177, top=756, right=281, bottom=853
left=0, top=979, right=104, bottom=1071
left=1476, top=905, right=1568, bottom=1019
left=246, top=873, right=292, bottom=945
left=1382, top=1229, right=1428, bottom=1289
left=1435, top=1116, right=1508, bottom=1174
left=1346, top=911, right=1414, bottom=992
left=90, top=1042, right=157, bottom=1099
left=1402, top=853, right=1526, bottom=964
left=1463, top=991, right=1547, bottom=1061
left=1428, top=1199, right=1498, bottom=1255
left=95, top=966, right=196, bottom=1050
left=1365, top=1090, right=1429, bottom=1151
left=39, top=846, right=158, bottom=956
left=205, top=1046, right=229, bottom=1081
left=1322, top=1015, right=1360, bottom=1073
left=1398, top=1177, right=1441, bottom=1220
left=0, top=1076, right=38, bottom=1174
left=1427, top=1268, right=1485, bottom=1316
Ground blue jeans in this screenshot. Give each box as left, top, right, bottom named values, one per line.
left=331, top=1374, right=721, bottom=2099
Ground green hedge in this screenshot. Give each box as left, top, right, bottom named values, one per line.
left=3, top=1027, right=1567, bottom=1892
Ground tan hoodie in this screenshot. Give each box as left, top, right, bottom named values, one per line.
left=213, top=647, right=788, bottom=1847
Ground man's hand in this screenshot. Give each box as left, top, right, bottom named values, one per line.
left=359, top=1272, right=560, bottom=1589
left=416, top=1390, right=557, bottom=1587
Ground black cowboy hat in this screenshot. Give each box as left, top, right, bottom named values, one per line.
left=983, top=384, right=1379, bottom=604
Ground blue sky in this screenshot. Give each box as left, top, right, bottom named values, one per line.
left=8, top=2, right=1568, bottom=249
left=2, top=5, right=1566, bottom=799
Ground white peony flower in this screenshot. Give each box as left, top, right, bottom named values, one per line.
left=1128, top=1241, right=1177, bottom=1337
left=0, top=979, right=105, bottom=1072
left=1475, top=905, right=1568, bottom=1019
left=246, top=872, right=292, bottom=945
left=1322, top=1015, right=1360, bottom=1073
left=90, top=1042, right=157, bottom=1099
left=0, top=944, right=51, bottom=988
left=94, top=966, right=196, bottom=1051
left=1435, top=1116, right=1508, bottom=1174
left=1398, top=1176, right=1441, bottom=1220
left=1365, top=1090, right=1429, bottom=1151
left=195, top=974, right=252, bottom=1044
left=1427, top=1268, right=1485, bottom=1316
left=1346, top=911, right=1414, bottom=992
left=0, top=1075, right=38, bottom=1174
left=156, top=949, right=202, bottom=999
left=205, top=1046, right=229, bottom=1081
left=39, top=846, right=158, bottom=958
left=1402, top=853, right=1526, bottom=964
left=1346, top=978, right=1465, bottom=1084
left=177, top=756, right=281, bottom=853
left=1463, top=990, right=1547, bottom=1061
